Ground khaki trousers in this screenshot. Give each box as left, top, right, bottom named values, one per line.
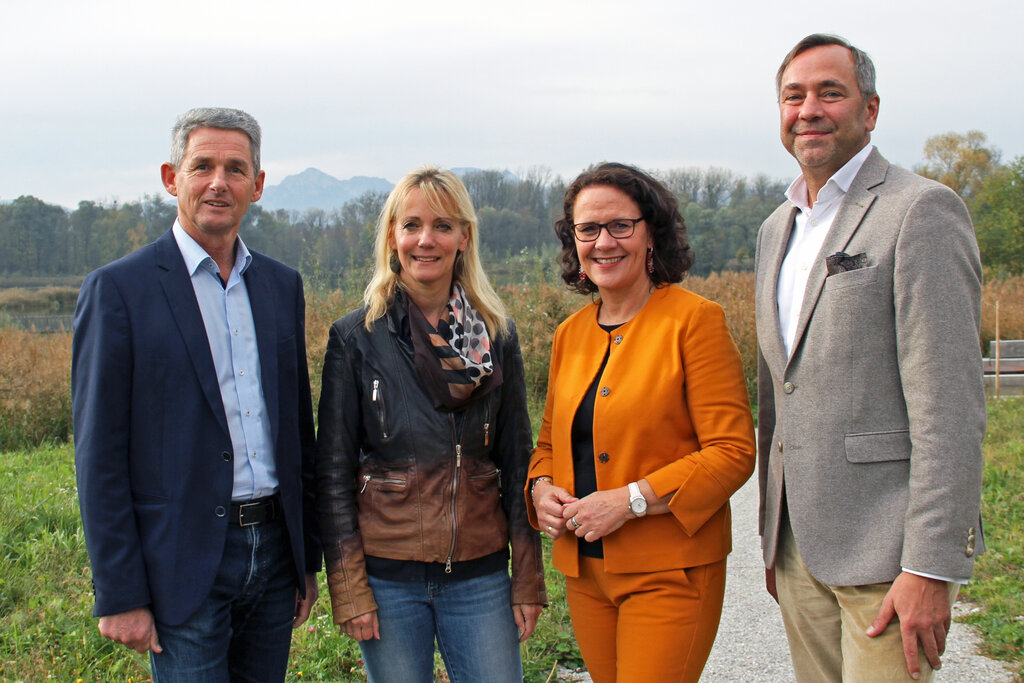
left=776, top=513, right=959, bottom=682
left=564, top=555, right=726, bottom=683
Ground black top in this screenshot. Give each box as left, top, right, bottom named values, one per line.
left=571, top=322, right=622, bottom=558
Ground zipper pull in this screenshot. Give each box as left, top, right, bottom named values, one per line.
left=445, top=558, right=452, bottom=574
left=372, top=379, right=379, bottom=401
left=359, top=474, right=371, bottom=493
left=456, top=443, right=462, bottom=468
left=483, top=423, right=490, bottom=447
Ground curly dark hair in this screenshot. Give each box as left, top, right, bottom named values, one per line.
left=555, top=162, right=694, bottom=295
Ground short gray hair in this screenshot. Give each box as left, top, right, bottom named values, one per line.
left=776, top=34, right=876, bottom=100
left=169, top=107, right=262, bottom=172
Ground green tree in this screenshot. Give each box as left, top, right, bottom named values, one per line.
left=971, top=156, right=1024, bottom=275
left=916, top=130, right=1001, bottom=199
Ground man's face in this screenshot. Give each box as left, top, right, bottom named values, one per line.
left=160, top=127, right=265, bottom=243
left=778, top=44, right=879, bottom=186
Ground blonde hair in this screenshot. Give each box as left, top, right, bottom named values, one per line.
left=363, top=167, right=509, bottom=337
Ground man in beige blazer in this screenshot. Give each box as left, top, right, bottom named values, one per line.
left=755, top=34, right=986, bottom=682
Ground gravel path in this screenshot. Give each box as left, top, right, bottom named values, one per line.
left=559, top=475, right=1015, bottom=682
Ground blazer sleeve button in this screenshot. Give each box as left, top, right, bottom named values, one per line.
left=215, top=506, right=226, bottom=517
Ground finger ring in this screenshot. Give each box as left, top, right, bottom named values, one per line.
left=546, top=525, right=554, bottom=533
left=570, top=516, right=581, bottom=529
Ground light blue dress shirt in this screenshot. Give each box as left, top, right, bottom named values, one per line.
left=172, top=221, right=278, bottom=501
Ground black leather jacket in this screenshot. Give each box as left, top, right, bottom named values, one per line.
left=315, top=296, right=546, bottom=623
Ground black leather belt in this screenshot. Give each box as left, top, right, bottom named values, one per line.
left=230, top=495, right=279, bottom=526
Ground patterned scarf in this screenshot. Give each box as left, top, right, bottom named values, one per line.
left=406, top=283, right=502, bottom=410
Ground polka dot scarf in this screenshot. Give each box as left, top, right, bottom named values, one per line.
left=406, top=283, right=503, bottom=410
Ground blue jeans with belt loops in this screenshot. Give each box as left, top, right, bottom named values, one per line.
left=150, top=517, right=296, bottom=682
left=359, top=568, right=523, bottom=683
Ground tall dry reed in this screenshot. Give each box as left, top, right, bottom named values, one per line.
left=981, top=275, right=1024, bottom=356
left=3, top=274, right=1021, bottom=451
left=0, top=329, right=72, bottom=451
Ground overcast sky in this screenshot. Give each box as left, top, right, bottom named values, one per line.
left=3, top=0, right=1022, bottom=208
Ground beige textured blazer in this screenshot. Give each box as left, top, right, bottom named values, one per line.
left=755, top=148, right=986, bottom=586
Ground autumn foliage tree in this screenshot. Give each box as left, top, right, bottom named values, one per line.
left=916, top=130, right=1001, bottom=199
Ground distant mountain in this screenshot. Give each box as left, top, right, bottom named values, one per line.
left=260, top=168, right=392, bottom=212
left=451, top=168, right=518, bottom=182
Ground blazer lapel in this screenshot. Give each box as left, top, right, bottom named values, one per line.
left=245, top=255, right=280, bottom=448
left=155, top=230, right=232, bottom=439
left=757, top=203, right=798, bottom=373
left=788, top=149, right=887, bottom=365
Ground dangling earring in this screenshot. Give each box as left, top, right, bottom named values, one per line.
left=389, top=252, right=401, bottom=274
left=578, top=266, right=587, bottom=282
left=646, top=248, right=655, bottom=274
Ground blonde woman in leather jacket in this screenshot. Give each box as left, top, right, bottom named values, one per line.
left=315, top=167, right=546, bottom=682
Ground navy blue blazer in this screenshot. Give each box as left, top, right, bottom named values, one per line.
left=72, top=229, right=320, bottom=626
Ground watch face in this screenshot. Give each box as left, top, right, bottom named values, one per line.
left=630, top=498, right=647, bottom=515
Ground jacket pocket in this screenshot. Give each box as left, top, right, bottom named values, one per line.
left=467, top=465, right=501, bottom=493
left=824, top=264, right=878, bottom=290
left=357, top=468, right=415, bottom=551
left=844, top=429, right=911, bottom=463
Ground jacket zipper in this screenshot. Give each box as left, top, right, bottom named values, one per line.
left=371, top=379, right=388, bottom=439
left=483, top=403, right=490, bottom=447
left=446, top=413, right=464, bottom=574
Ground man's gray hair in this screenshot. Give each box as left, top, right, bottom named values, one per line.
left=169, top=107, right=262, bottom=172
left=776, top=34, right=877, bottom=100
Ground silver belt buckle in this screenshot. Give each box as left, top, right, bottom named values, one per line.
left=238, top=500, right=261, bottom=527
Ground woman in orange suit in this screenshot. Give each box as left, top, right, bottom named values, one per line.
left=527, top=162, right=756, bottom=683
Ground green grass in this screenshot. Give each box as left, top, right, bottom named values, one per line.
left=4, top=398, right=1020, bottom=680
left=959, top=397, right=1024, bottom=676
left=0, top=445, right=579, bottom=681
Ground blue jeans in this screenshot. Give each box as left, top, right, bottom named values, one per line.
left=360, top=569, right=523, bottom=683
left=150, top=518, right=297, bottom=682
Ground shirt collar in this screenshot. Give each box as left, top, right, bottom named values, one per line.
left=172, top=220, right=252, bottom=279
left=785, top=143, right=874, bottom=212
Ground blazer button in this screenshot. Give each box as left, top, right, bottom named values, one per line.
left=783, top=381, right=795, bottom=394
left=598, top=452, right=610, bottom=463
left=215, top=506, right=226, bottom=517
left=613, top=335, right=623, bottom=344
left=777, top=442, right=783, bottom=453
left=221, top=451, right=232, bottom=461
left=600, top=387, right=610, bottom=396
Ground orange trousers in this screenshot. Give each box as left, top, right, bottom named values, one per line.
left=565, top=555, right=727, bottom=683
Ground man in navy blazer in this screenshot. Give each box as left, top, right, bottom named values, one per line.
left=73, top=107, right=321, bottom=680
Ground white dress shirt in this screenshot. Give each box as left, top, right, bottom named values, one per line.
left=777, top=143, right=873, bottom=357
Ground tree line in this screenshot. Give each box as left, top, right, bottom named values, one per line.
left=1, top=132, right=1020, bottom=285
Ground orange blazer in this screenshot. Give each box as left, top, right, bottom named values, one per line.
left=526, top=285, right=756, bottom=578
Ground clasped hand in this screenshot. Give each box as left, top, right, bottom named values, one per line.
left=532, top=481, right=631, bottom=542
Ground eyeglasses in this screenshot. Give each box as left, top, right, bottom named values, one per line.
left=572, top=218, right=643, bottom=242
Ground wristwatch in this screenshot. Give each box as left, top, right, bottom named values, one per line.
left=627, top=481, right=647, bottom=517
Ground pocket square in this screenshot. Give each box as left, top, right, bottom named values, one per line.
left=825, top=251, right=868, bottom=276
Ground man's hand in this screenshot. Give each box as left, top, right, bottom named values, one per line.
left=866, top=572, right=952, bottom=680
left=98, top=606, right=162, bottom=654
left=512, top=603, right=543, bottom=642
left=293, top=573, right=319, bottom=628
left=341, top=611, right=380, bottom=642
